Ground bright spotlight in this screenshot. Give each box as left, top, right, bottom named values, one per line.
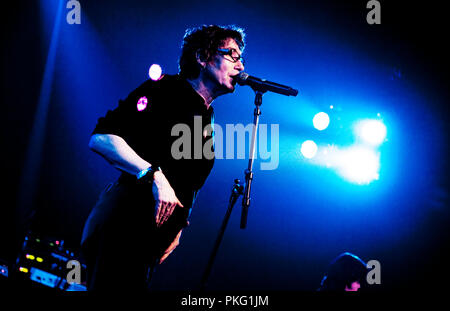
left=336, top=146, right=380, bottom=185
left=310, top=145, right=380, bottom=185
left=301, top=140, right=318, bottom=159
left=148, top=64, right=162, bottom=81
left=313, top=112, right=330, bottom=131
left=355, top=119, right=387, bottom=146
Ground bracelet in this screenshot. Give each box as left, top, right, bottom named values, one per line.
left=136, top=167, right=152, bottom=180
left=136, top=166, right=161, bottom=183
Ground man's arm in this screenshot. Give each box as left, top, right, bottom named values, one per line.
left=89, top=133, right=184, bottom=226
left=89, top=133, right=150, bottom=175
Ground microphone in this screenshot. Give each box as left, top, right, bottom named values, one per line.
left=235, top=72, right=298, bottom=96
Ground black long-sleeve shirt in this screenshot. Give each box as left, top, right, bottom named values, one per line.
left=93, top=74, right=215, bottom=208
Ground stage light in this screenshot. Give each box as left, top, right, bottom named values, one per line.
left=19, top=267, right=29, bottom=273
left=355, top=119, right=386, bottom=146
left=148, top=64, right=162, bottom=81
left=18, top=0, right=64, bottom=219
left=36, top=257, right=44, bottom=263
left=301, top=140, right=318, bottom=159
left=26, top=254, right=35, bottom=260
left=336, top=146, right=380, bottom=185
left=313, top=112, right=330, bottom=131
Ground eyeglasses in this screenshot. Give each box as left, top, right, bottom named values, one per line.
left=217, top=48, right=245, bottom=65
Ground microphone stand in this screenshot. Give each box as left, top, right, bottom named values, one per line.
left=200, top=90, right=265, bottom=290
left=241, top=90, right=263, bottom=229
left=200, top=179, right=243, bottom=291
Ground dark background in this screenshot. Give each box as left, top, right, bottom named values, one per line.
left=2, top=0, right=449, bottom=292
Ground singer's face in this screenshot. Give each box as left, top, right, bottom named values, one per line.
left=205, top=38, right=244, bottom=94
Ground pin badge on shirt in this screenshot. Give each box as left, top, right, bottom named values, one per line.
left=137, top=96, right=148, bottom=111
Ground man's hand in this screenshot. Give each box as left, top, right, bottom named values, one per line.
left=159, top=228, right=183, bottom=264
left=152, top=170, right=184, bottom=227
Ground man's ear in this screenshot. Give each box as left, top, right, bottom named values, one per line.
left=195, top=49, right=209, bottom=68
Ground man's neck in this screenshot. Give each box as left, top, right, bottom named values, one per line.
left=187, top=77, right=216, bottom=109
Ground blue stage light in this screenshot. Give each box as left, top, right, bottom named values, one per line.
left=336, top=146, right=380, bottom=185
left=310, top=144, right=380, bottom=185
left=313, top=112, right=330, bottom=131
left=354, top=119, right=386, bottom=146
left=301, top=140, right=318, bottom=159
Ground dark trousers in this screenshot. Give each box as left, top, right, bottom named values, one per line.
left=81, top=180, right=189, bottom=292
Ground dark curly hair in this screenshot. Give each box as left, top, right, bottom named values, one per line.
left=178, top=24, right=245, bottom=80
left=318, top=252, right=369, bottom=291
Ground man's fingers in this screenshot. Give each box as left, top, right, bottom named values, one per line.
left=162, top=202, right=176, bottom=225
left=159, top=229, right=183, bottom=264
left=155, top=201, right=162, bottom=222
left=161, top=204, right=171, bottom=225
left=156, top=196, right=183, bottom=227
left=156, top=201, right=167, bottom=226
left=158, top=201, right=175, bottom=227
left=159, top=251, right=172, bottom=264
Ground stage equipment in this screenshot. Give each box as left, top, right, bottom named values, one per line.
left=15, top=231, right=87, bottom=291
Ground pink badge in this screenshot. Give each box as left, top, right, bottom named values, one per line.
left=137, top=96, right=148, bottom=111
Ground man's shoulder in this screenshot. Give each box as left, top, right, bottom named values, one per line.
left=135, top=74, right=183, bottom=93
left=123, top=74, right=182, bottom=103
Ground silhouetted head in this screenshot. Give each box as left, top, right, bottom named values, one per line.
left=318, top=252, right=368, bottom=292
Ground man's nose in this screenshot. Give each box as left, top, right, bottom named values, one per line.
left=235, top=61, right=244, bottom=71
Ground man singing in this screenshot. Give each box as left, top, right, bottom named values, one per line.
left=81, top=25, right=245, bottom=291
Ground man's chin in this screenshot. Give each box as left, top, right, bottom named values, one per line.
left=221, top=84, right=235, bottom=94
left=217, top=82, right=235, bottom=95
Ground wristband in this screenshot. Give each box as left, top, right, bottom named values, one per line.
left=136, top=166, right=161, bottom=183
left=136, top=167, right=151, bottom=180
